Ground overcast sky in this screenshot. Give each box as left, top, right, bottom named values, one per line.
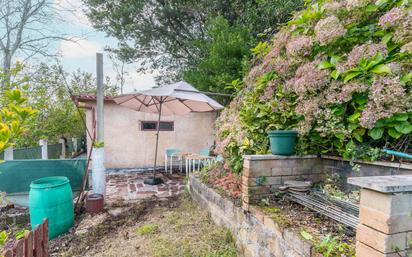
left=54, top=0, right=157, bottom=93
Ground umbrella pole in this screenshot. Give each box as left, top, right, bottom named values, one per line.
left=153, top=101, right=162, bottom=178
left=145, top=99, right=164, bottom=185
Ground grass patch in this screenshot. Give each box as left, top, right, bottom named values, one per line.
left=137, top=224, right=159, bottom=235
left=147, top=195, right=238, bottom=257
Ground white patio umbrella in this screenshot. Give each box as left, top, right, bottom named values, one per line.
left=113, top=81, right=224, bottom=185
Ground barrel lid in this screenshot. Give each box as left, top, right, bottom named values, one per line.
left=30, top=176, right=70, bottom=189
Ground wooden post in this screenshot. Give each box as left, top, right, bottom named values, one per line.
left=24, top=231, right=33, bottom=257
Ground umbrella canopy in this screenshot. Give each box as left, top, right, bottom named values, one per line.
left=113, top=81, right=224, bottom=185
left=113, top=81, right=223, bottom=115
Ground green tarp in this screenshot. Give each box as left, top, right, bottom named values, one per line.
left=0, top=159, right=87, bottom=194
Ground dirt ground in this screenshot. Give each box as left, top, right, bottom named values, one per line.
left=50, top=194, right=238, bottom=257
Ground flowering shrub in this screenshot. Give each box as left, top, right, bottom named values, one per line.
left=199, top=163, right=242, bottom=200
left=216, top=0, right=412, bottom=172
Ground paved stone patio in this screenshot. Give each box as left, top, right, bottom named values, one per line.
left=106, top=172, right=185, bottom=202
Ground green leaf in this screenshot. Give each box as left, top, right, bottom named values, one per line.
left=335, top=133, right=345, bottom=140
left=375, top=0, right=388, bottom=6
left=318, top=60, right=333, bottom=69
left=332, top=106, right=344, bottom=116
left=395, top=122, right=412, bottom=134
left=330, top=55, right=341, bottom=66
left=344, top=71, right=362, bottom=82
left=394, top=113, right=409, bottom=121
left=400, top=73, right=412, bottom=84
left=348, top=112, right=361, bottom=123
left=330, top=70, right=339, bottom=80
left=366, top=4, right=379, bottom=12
left=369, top=127, right=384, bottom=140
left=371, top=64, right=391, bottom=74
left=388, top=128, right=402, bottom=139
left=353, top=94, right=368, bottom=105
left=300, top=230, right=313, bottom=241
left=348, top=123, right=359, bottom=132
left=381, top=33, right=392, bottom=45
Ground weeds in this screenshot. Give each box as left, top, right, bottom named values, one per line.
left=315, top=234, right=355, bottom=257
left=137, top=224, right=159, bottom=236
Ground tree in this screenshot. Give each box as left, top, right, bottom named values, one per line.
left=0, top=64, right=37, bottom=152
left=83, top=0, right=304, bottom=90
left=109, top=53, right=128, bottom=94
left=14, top=64, right=118, bottom=147
left=0, top=0, right=74, bottom=88
left=182, top=16, right=252, bottom=104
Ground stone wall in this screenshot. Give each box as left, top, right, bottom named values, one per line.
left=242, top=155, right=325, bottom=209
left=241, top=155, right=412, bottom=208
left=189, top=175, right=313, bottom=257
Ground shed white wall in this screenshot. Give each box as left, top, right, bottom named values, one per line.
left=85, top=102, right=217, bottom=168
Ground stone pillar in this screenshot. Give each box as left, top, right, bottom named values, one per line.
left=348, top=176, right=412, bottom=257
left=4, top=147, right=13, bottom=160
left=39, top=139, right=48, bottom=160
left=59, top=138, right=66, bottom=159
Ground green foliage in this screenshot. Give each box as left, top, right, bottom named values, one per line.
left=182, top=16, right=252, bottom=104
left=84, top=0, right=304, bottom=93
left=14, top=230, right=29, bottom=240
left=0, top=230, right=7, bottom=247
left=93, top=141, right=105, bottom=148
left=0, top=64, right=37, bottom=152
left=300, top=230, right=313, bottom=241
left=137, top=224, right=159, bottom=236
left=216, top=0, right=412, bottom=171
left=251, top=41, right=270, bottom=60
left=14, top=64, right=118, bottom=147
left=315, top=235, right=355, bottom=257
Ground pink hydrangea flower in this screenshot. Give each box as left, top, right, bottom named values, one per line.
left=286, top=36, right=313, bottom=57
left=315, top=16, right=347, bottom=44
left=337, top=42, right=387, bottom=72
left=379, top=7, right=403, bottom=28
left=346, top=0, right=372, bottom=9
left=401, top=42, right=412, bottom=53
left=286, top=61, right=329, bottom=94
left=360, top=76, right=405, bottom=128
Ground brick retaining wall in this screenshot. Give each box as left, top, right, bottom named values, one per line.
left=241, top=155, right=412, bottom=209
left=189, top=175, right=313, bottom=257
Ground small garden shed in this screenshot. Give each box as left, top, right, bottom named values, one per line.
left=74, top=95, right=219, bottom=169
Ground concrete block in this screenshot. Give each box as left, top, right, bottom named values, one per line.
left=272, top=167, right=293, bottom=176
left=356, top=241, right=408, bottom=257
left=356, top=224, right=407, bottom=253
left=359, top=206, right=412, bottom=234
left=360, top=189, right=412, bottom=215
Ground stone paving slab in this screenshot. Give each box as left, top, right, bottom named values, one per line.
left=348, top=175, right=412, bottom=193
left=106, top=172, right=185, bottom=202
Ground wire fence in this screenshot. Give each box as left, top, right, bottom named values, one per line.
left=0, top=136, right=86, bottom=160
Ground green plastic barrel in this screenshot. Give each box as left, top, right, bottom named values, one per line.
left=268, top=130, right=298, bottom=155
left=29, top=176, right=74, bottom=239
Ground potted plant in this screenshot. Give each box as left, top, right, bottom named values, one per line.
left=267, top=130, right=298, bottom=155
left=267, top=105, right=301, bottom=155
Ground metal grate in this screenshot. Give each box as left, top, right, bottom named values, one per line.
left=286, top=191, right=359, bottom=229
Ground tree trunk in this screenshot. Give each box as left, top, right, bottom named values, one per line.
left=2, top=51, right=12, bottom=90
